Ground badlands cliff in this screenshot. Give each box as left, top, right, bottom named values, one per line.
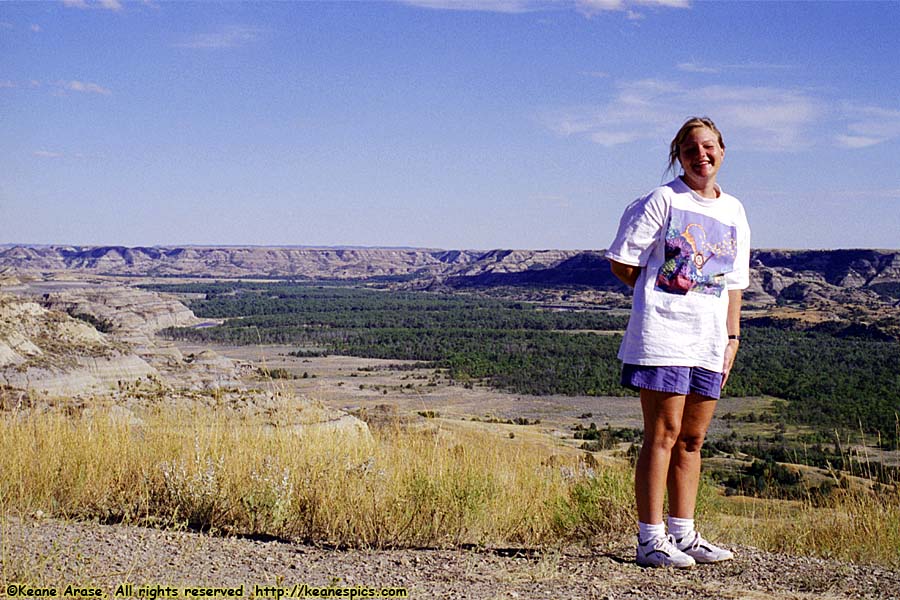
left=2, top=244, right=899, bottom=329
left=0, top=292, right=158, bottom=397
left=0, top=284, right=230, bottom=398
left=0, top=245, right=479, bottom=279
left=2, top=246, right=899, bottom=306
left=0, top=283, right=368, bottom=436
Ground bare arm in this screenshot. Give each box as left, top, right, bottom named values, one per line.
left=721, top=289, right=742, bottom=388
left=608, top=259, right=641, bottom=289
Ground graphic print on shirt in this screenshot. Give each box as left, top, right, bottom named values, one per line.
left=655, top=208, right=738, bottom=296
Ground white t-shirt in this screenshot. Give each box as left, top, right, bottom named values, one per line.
left=605, top=177, right=751, bottom=372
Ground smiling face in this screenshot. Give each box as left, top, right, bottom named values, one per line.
left=677, top=125, right=725, bottom=196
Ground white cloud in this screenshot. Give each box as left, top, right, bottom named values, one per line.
left=677, top=62, right=720, bottom=74
left=3, top=79, right=114, bottom=96
left=677, top=61, right=795, bottom=74
left=31, top=24, right=43, bottom=32
left=577, top=0, right=689, bottom=17
left=549, top=78, right=900, bottom=153
left=591, top=130, right=642, bottom=146
left=577, top=0, right=625, bottom=12
left=174, top=25, right=266, bottom=49
left=62, top=0, right=122, bottom=11
left=641, top=0, right=690, bottom=7
left=34, top=150, right=64, bottom=158
left=546, top=78, right=823, bottom=151
left=401, top=0, right=542, bottom=12
left=700, top=85, right=821, bottom=149
left=1, top=80, right=43, bottom=89
left=59, top=80, right=112, bottom=95
left=836, top=104, right=900, bottom=149
left=835, top=135, right=883, bottom=149
left=400, top=0, right=688, bottom=16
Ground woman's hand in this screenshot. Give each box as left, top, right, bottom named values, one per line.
left=721, top=339, right=739, bottom=389
left=609, top=259, right=641, bottom=288
left=722, top=289, right=742, bottom=390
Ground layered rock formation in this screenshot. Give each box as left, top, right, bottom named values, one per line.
left=0, top=283, right=268, bottom=396
left=0, top=293, right=157, bottom=396
left=40, top=286, right=204, bottom=345
left=746, top=249, right=900, bottom=306
left=0, top=245, right=480, bottom=279
left=0, top=283, right=369, bottom=437
left=442, top=251, right=626, bottom=290
left=2, top=245, right=899, bottom=310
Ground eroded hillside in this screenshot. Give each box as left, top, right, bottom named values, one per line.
left=2, top=245, right=899, bottom=343
left=0, top=283, right=367, bottom=436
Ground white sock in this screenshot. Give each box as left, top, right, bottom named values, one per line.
left=667, top=516, right=694, bottom=543
left=638, top=521, right=665, bottom=543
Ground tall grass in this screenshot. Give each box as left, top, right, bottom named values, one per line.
left=707, top=417, right=900, bottom=567
left=707, top=461, right=900, bottom=568
left=709, top=485, right=900, bottom=567
left=0, top=404, right=634, bottom=548
left=2, top=404, right=897, bottom=568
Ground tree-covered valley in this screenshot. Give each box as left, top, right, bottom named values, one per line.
left=154, top=282, right=900, bottom=465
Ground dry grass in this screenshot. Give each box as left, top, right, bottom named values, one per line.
left=0, top=403, right=634, bottom=549
left=1, top=403, right=897, bottom=568
left=709, top=485, right=900, bottom=568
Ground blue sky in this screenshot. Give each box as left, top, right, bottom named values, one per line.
left=2, top=0, right=899, bottom=250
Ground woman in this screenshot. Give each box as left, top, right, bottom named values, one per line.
left=606, top=117, right=750, bottom=568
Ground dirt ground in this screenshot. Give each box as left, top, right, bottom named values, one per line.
left=4, top=514, right=899, bottom=600
left=176, top=343, right=772, bottom=447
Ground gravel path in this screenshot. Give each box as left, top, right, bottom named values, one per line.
left=3, top=516, right=898, bottom=600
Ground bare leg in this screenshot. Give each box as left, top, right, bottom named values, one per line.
left=635, top=389, right=686, bottom=525
left=667, top=393, right=717, bottom=519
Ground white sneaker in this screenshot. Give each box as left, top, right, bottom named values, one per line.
left=636, top=534, right=696, bottom=568
left=676, top=530, right=734, bottom=563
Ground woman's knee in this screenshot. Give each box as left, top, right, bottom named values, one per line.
left=677, top=432, right=706, bottom=453
left=646, top=423, right=681, bottom=450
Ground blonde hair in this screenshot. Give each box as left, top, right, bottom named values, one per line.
left=666, top=117, right=725, bottom=177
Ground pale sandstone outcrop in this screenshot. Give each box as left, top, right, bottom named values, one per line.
left=449, top=249, right=580, bottom=277
left=0, top=293, right=158, bottom=395
left=0, top=355, right=157, bottom=397
left=291, top=413, right=371, bottom=438
left=0, top=284, right=369, bottom=438
left=41, top=286, right=202, bottom=345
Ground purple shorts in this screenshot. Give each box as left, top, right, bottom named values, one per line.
left=621, top=364, right=723, bottom=400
